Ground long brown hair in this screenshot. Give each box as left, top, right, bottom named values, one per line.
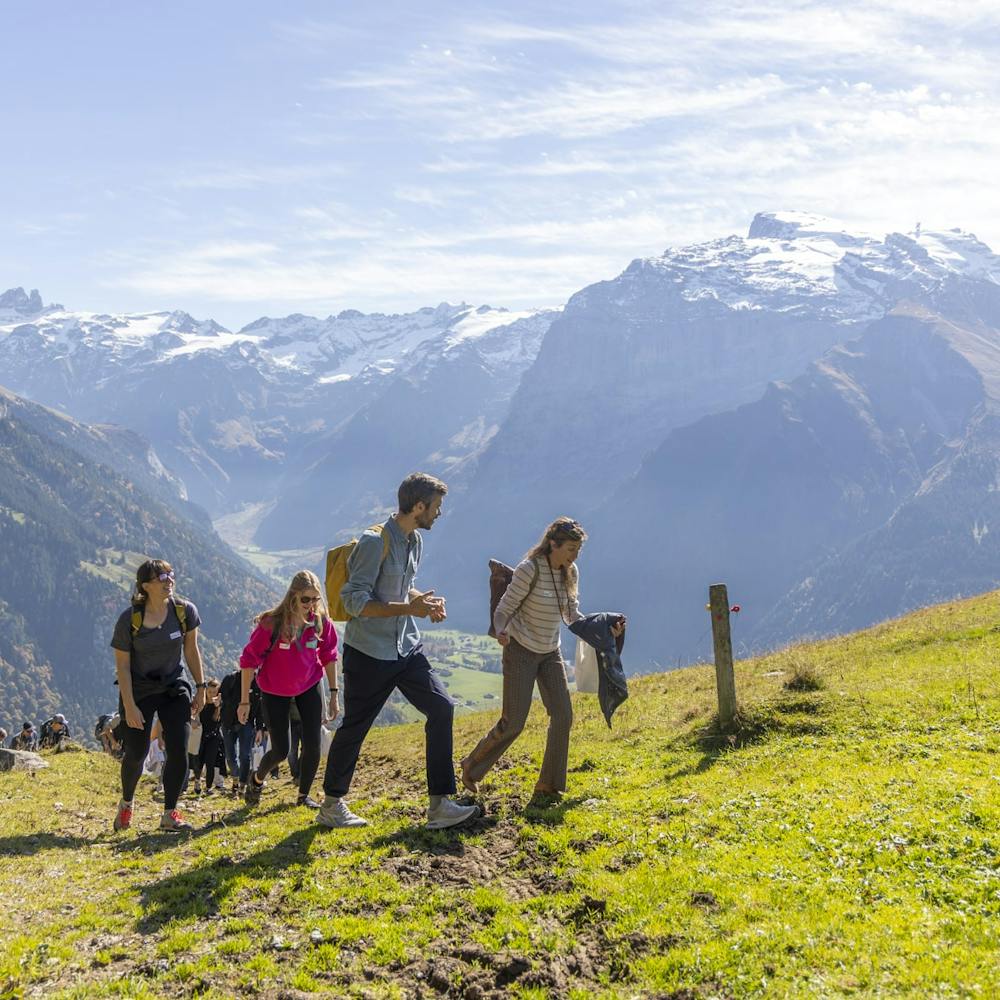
left=524, top=517, right=587, bottom=600
left=254, top=570, right=328, bottom=642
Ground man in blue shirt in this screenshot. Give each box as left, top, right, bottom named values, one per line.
left=318, top=472, right=479, bottom=830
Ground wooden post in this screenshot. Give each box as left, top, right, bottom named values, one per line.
left=709, top=583, right=737, bottom=727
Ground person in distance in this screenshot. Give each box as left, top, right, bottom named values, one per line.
left=12, top=722, right=37, bottom=750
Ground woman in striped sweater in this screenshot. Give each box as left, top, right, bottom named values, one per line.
left=462, top=517, right=621, bottom=800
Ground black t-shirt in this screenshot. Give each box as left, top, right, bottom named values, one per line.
left=111, top=599, right=202, bottom=701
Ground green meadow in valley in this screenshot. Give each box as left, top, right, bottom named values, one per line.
left=1, top=592, right=998, bottom=998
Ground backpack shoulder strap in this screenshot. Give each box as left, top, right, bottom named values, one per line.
left=174, top=600, right=188, bottom=634
left=368, top=522, right=391, bottom=564
left=509, top=558, right=542, bottom=625
left=130, top=607, right=143, bottom=637
left=265, top=623, right=281, bottom=658
left=528, top=558, right=540, bottom=594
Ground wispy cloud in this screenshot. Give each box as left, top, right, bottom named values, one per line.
left=170, top=163, right=346, bottom=191
left=14, top=1, right=998, bottom=327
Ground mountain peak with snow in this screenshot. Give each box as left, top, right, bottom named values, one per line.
left=612, top=212, right=1000, bottom=325
left=0, top=287, right=48, bottom=317
left=747, top=211, right=875, bottom=247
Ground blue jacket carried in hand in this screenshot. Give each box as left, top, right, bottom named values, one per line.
left=568, top=612, right=628, bottom=727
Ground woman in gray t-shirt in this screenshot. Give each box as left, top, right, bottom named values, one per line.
left=109, top=559, right=207, bottom=833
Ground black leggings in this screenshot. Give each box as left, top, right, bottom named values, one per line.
left=257, top=683, right=322, bottom=796
left=195, top=734, right=224, bottom=787
left=119, top=689, right=191, bottom=811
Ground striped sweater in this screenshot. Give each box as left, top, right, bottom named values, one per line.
left=494, top=557, right=582, bottom=654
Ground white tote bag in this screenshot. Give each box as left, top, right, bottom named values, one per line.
left=574, top=638, right=599, bottom=693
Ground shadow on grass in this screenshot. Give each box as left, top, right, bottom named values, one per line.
left=522, top=795, right=588, bottom=827
left=665, top=696, right=829, bottom=778
left=110, top=802, right=282, bottom=855
left=369, top=812, right=499, bottom=855
left=137, top=823, right=321, bottom=932
left=0, top=832, right=100, bottom=856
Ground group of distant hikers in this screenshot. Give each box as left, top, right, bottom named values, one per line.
left=1, top=714, right=72, bottom=752
left=98, top=471, right=626, bottom=833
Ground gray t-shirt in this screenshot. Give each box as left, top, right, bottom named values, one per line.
left=110, top=600, right=201, bottom=701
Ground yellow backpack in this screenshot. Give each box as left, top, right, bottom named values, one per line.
left=324, top=524, right=391, bottom=621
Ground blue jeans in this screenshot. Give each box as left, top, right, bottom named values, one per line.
left=223, top=723, right=253, bottom=785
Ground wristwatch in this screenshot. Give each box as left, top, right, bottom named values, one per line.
left=195, top=682, right=208, bottom=689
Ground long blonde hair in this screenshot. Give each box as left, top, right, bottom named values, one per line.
left=524, top=516, right=587, bottom=601
left=254, top=570, right=328, bottom=642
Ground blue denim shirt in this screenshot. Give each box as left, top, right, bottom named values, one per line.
left=341, top=516, right=422, bottom=661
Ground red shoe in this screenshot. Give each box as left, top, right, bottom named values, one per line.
left=113, top=801, right=133, bottom=832
left=159, top=809, right=192, bottom=831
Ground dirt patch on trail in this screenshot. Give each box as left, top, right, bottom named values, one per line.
left=332, top=805, right=695, bottom=999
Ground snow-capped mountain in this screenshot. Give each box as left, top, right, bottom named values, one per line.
left=571, top=211, right=999, bottom=327
left=255, top=307, right=553, bottom=549
left=431, top=212, right=1000, bottom=639
left=0, top=296, right=558, bottom=514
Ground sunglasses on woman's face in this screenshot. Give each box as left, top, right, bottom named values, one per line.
left=298, top=595, right=321, bottom=604
left=155, top=572, right=175, bottom=583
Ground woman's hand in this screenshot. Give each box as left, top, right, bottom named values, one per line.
left=123, top=701, right=145, bottom=730
left=328, top=690, right=340, bottom=720
left=611, top=616, right=627, bottom=639
left=237, top=703, right=250, bottom=726
left=496, top=631, right=510, bottom=647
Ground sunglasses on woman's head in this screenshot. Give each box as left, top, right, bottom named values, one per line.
left=298, top=595, right=321, bottom=604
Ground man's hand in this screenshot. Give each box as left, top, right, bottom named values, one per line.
left=192, top=687, right=206, bottom=715
left=237, top=703, right=250, bottom=726
left=496, top=631, right=511, bottom=647
left=328, top=690, right=340, bottom=720
left=409, top=589, right=446, bottom=619
left=611, top=616, right=627, bottom=639
left=123, top=701, right=145, bottom=730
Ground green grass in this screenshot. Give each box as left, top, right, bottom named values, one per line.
left=2, top=591, right=999, bottom=997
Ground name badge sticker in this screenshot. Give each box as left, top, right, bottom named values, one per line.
left=306, top=639, right=318, bottom=649
left=169, top=630, right=182, bottom=640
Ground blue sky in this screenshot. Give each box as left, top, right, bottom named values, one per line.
left=2, top=0, right=998, bottom=328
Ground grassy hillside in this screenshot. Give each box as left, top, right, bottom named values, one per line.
left=2, top=590, right=999, bottom=998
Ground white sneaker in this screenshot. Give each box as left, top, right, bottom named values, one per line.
left=317, top=797, right=368, bottom=828
left=426, top=797, right=479, bottom=830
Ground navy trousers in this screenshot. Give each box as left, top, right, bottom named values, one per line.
left=322, top=645, right=456, bottom=798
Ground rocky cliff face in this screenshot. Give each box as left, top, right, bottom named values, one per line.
left=582, top=302, right=1000, bottom=666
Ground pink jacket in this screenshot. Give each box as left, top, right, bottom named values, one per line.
left=239, top=615, right=338, bottom=697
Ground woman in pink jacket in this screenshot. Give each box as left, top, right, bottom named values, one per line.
left=238, top=570, right=339, bottom=809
